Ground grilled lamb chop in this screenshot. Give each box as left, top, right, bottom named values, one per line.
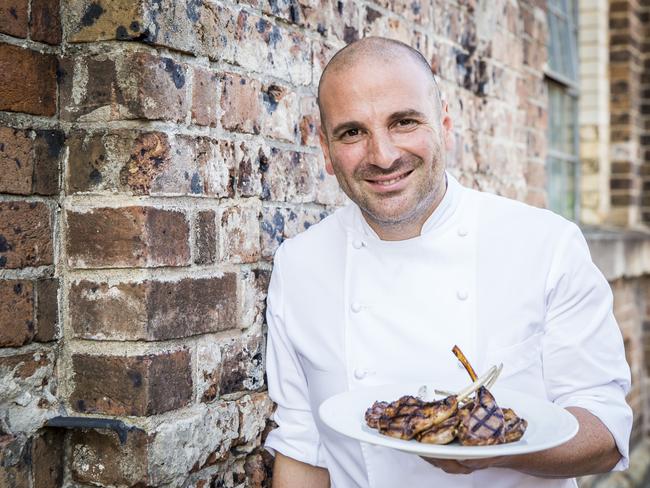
left=503, top=407, right=528, bottom=442
left=453, top=346, right=526, bottom=445
left=417, top=415, right=460, bottom=444
left=377, top=395, right=459, bottom=440
left=457, top=385, right=506, bottom=446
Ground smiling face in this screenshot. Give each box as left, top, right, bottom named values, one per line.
left=318, top=54, right=453, bottom=240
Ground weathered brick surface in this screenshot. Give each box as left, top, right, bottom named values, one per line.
left=192, top=67, right=220, bottom=127
left=221, top=73, right=263, bottom=135
left=0, top=0, right=28, bottom=38
left=220, top=206, right=261, bottom=264
left=219, top=333, right=264, bottom=395
left=0, top=349, right=58, bottom=433
left=0, top=44, right=57, bottom=116
left=10, top=0, right=645, bottom=486
left=195, top=210, right=217, bottom=265
left=32, top=429, right=64, bottom=488
left=0, top=280, right=34, bottom=347
left=69, top=275, right=238, bottom=340
left=59, top=51, right=189, bottom=122
left=70, top=350, right=192, bottom=416
left=0, top=202, right=53, bottom=269
left=65, top=207, right=190, bottom=268
left=71, top=429, right=149, bottom=486
left=0, top=127, right=64, bottom=196
left=31, top=0, right=63, bottom=44
left=67, top=131, right=234, bottom=197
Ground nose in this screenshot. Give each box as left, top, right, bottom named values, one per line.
left=368, top=131, right=401, bottom=169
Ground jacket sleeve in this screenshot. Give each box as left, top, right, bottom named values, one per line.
left=542, top=222, right=633, bottom=470
left=264, top=244, right=327, bottom=467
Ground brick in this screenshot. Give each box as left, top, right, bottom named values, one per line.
left=71, top=429, right=149, bottom=486
left=0, top=278, right=57, bottom=349
left=66, top=0, right=146, bottom=42
left=70, top=350, right=192, bottom=416
left=260, top=148, right=318, bottom=202
left=0, top=350, right=57, bottom=427
left=0, top=280, right=34, bottom=347
left=241, top=268, right=270, bottom=329
left=33, top=130, right=64, bottom=195
left=0, top=435, right=30, bottom=488
left=69, top=275, right=238, bottom=340
left=0, top=0, right=28, bottom=37
left=0, top=127, right=33, bottom=195
left=0, top=128, right=63, bottom=196
left=299, top=96, right=319, bottom=147
left=60, top=52, right=189, bottom=122
left=0, top=44, right=57, bottom=116
left=0, top=202, right=53, bottom=269
left=220, top=206, right=261, bottom=264
left=219, top=333, right=264, bottom=395
left=30, top=0, right=62, bottom=44
left=195, top=210, right=217, bottom=265
left=299, top=0, right=360, bottom=42
left=67, top=131, right=235, bottom=197
left=192, top=67, right=219, bottom=127
left=232, top=141, right=263, bottom=198
left=221, top=73, right=263, bottom=134
left=32, top=429, right=64, bottom=488
left=244, top=453, right=271, bottom=488
left=235, top=393, right=274, bottom=450
left=260, top=83, right=299, bottom=143
left=197, top=341, right=221, bottom=403
left=65, top=207, right=190, bottom=268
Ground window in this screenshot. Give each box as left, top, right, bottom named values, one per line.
left=546, top=0, right=580, bottom=220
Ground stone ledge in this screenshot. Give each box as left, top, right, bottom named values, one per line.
left=583, top=226, right=650, bottom=281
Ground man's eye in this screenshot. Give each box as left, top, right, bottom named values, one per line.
left=397, top=119, right=417, bottom=127
left=344, top=128, right=360, bottom=137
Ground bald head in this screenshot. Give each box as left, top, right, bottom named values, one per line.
left=317, top=37, right=441, bottom=130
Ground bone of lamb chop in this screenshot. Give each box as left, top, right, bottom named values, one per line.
left=452, top=345, right=526, bottom=446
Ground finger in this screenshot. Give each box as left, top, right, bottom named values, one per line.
left=421, top=457, right=474, bottom=475
left=459, top=456, right=505, bottom=471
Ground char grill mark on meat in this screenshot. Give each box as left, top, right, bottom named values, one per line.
left=417, top=415, right=460, bottom=444
left=373, top=395, right=459, bottom=441
left=457, top=387, right=506, bottom=446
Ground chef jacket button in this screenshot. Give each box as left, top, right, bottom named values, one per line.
left=457, top=289, right=468, bottom=301
left=457, top=226, right=469, bottom=237
left=351, top=302, right=362, bottom=313
left=352, top=239, right=365, bottom=249
left=354, top=368, right=368, bottom=380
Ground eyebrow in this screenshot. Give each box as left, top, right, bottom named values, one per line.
left=331, top=109, right=428, bottom=137
left=388, top=109, right=428, bottom=123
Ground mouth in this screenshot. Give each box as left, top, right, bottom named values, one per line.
left=365, top=170, right=413, bottom=190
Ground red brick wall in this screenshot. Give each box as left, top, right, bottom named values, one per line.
left=0, top=0, right=595, bottom=486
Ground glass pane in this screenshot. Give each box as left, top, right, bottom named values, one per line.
left=547, top=10, right=578, bottom=81
left=547, top=82, right=577, bottom=156
left=547, top=157, right=576, bottom=220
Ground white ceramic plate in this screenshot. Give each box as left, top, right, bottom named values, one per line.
left=318, top=384, right=579, bottom=460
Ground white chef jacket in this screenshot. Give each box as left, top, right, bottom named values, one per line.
left=264, top=173, right=632, bottom=488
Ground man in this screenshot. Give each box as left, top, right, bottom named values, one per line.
left=264, top=37, right=632, bottom=487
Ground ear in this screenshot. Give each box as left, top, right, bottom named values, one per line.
left=319, top=126, right=335, bottom=175
left=440, top=101, right=454, bottom=151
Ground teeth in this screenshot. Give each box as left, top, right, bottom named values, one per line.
left=374, top=174, right=406, bottom=186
